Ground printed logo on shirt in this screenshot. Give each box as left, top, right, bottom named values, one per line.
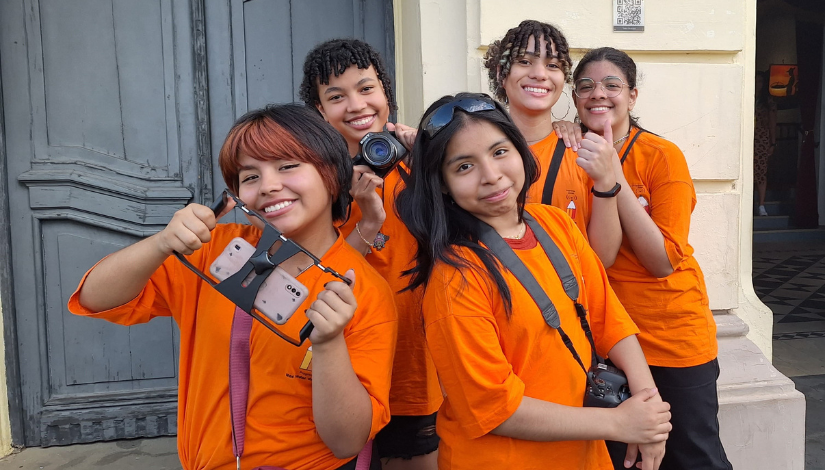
left=566, top=200, right=577, bottom=220
left=285, top=346, right=313, bottom=382
left=300, top=346, right=313, bottom=371
left=638, top=196, right=650, bottom=214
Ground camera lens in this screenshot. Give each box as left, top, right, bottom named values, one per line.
left=365, top=139, right=392, bottom=165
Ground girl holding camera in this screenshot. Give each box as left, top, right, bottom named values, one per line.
left=396, top=92, right=670, bottom=470
left=301, top=39, right=442, bottom=469
left=483, top=20, right=623, bottom=267
left=570, top=47, right=731, bottom=470
left=68, top=104, right=397, bottom=470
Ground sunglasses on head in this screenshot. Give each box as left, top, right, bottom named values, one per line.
left=173, top=189, right=351, bottom=346
left=421, top=94, right=501, bottom=139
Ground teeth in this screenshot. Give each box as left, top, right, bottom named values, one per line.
left=524, top=86, right=549, bottom=94
left=349, top=116, right=374, bottom=126
left=264, top=200, right=294, bottom=213
left=590, top=107, right=610, bottom=112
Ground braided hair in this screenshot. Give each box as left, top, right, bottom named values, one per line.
left=483, top=20, right=572, bottom=103
left=299, top=38, right=397, bottom=114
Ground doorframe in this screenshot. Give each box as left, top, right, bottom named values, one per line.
left=0, top=45, right=26, bottom=446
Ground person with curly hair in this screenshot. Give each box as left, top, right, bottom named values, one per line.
left=483, top=21, right=623, bottom=267
left=301, top=39, right=441, bottom=470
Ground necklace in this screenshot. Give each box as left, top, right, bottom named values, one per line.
left=613, top=129, right=632, bottom=146
left=502, top=222, right=527, bottom=240
left=295, top=260, right=314, bottom=276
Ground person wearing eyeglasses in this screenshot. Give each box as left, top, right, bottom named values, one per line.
left=396, top=93, right=671, bottom=470
left=483, top=20, right=623, bottom=268
left=571, top=47, right=732, bottom=470
left=68, top=104, right=398, bottom=470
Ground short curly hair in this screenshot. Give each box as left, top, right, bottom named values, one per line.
left=483, top=20, right=572, bottom=103
left=299, top=38, right=397, bottom=114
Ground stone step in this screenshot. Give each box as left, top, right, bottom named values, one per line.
left=753, top=227, right=825, bottom=244
left=760, top=200, right=794, bottom=216
left=753, top=215, right=791, bottom=231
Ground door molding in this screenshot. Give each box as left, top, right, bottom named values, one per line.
left=0, top=39, right=27, bottom=446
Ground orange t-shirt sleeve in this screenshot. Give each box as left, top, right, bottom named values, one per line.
left=646, top=146, right=697, bottom=270
left=67, top=255, right=184, bottom=325
left=423, top=266, right=525, bottom=440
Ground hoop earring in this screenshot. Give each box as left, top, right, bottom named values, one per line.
left=552, top=90, right=571, bottom=121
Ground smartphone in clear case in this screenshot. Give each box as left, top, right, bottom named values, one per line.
left=210, top=237, right=308, bottom=325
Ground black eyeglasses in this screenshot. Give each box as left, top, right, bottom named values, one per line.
left=573, top=76, right=628, bottom=98
left=173, top=189, right=351, bottom=346
left=421, top=95, right=499, bottom=139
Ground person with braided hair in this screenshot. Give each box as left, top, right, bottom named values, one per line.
left=301, top=39, right=441, bottom=470
left=483, top=21, right=623, bottom=268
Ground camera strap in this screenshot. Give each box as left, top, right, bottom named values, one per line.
left=476, top=213, right=598, bottom=379
left=228, top=307, right=373, bottom=470
left=540, top=138, right=568, bottom=205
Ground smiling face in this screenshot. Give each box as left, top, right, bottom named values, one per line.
left=315, top=65, right=391, bottom=156
left=441, top=119, right=525, bottom=227
left=573, top=60, right=638, bottom=136
left=501, top=35, right=567, bottom=118
left=236, top=154, right=334, bottom=240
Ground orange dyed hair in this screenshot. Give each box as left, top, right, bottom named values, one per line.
left=218, top=105, right=352, bottom=222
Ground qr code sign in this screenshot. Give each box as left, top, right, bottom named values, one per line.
left=613, top=0, right=644, bottom=32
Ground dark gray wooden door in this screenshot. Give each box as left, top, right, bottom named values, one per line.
left=0, top=0, right=394, bottom=447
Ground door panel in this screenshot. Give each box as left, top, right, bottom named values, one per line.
left=1, top=0, right=195, bottom=446
left=1, top=0, right=395, bottom=447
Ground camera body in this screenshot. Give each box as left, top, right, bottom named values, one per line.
left=584, top=362, right=631, bottom=408
left=353, top=129, right=408, bottom=178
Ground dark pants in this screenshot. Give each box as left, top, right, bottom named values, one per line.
left=606, top=358, right=732, bottom=470
left=374, top=413, right=440, bottom=460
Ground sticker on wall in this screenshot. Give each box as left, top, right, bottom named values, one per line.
left=613, top=0, right=644, bottom=32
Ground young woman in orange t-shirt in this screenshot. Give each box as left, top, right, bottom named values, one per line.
left=300, top=39, right=443, bottom=470
left=483, top=20, right=623, bottom=267
left=69, top=104, right=396, bottom=470
left=396, top=93, right=671, bottom=470
left=571, top=47, right=732, bottom=470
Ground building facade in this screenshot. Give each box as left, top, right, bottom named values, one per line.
left=0, top=0, right=809, bottom=467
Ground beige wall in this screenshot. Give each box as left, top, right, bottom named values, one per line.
left=0, top=298, right=13, bottom=456
left=394, top=0, right=773, bottom=356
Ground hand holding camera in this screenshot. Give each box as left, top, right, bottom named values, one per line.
left=352, top=127, right=408, bottom=178
left=154, top=204, right=221, bottom=256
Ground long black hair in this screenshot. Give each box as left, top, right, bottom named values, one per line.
left=395, top=93, right=539, bottom=314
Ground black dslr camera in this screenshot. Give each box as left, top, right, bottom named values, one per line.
left=353, top=128, right=408, bottom=178
left=584, top=362, right=631, bottom=408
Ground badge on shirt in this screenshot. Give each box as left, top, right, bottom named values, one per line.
left=373, top=232, right=390, bottom=251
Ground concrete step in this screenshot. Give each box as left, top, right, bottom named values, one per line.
left=754, top=215, right=791, bottom=231
left=761, top=200, right=794, bottom=216
left=753, top=227, right=825, bottom=244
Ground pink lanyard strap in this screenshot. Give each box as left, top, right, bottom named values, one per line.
left=229, top=307, right=373, bottom=470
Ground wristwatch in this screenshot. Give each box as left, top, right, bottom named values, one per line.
left=591, top=183, right=622, bottom=198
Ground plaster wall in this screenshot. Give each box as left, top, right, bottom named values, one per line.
left=394, top=0, right=772, bottom=357
left=0, top=298, right=12, bottom=456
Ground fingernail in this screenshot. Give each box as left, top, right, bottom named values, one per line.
left=624, top=460, right=633, bottom=468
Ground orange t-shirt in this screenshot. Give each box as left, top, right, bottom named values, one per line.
left=607, top=129, right=718, bottom=368
left=527, top=134, right=592, bottom=238
left=423, top=204, right=639, bottom=470
left=339, top=162, right=443, bottom=416
left=68, top=224, right=398, bottom=470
